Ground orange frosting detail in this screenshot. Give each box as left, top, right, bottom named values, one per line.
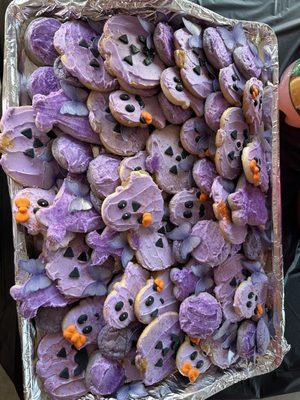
left=250, top=85, right=259, bottom=99
left=216, top=201, right=231, bottom=222
left=198, top=193, right=208, bottom=202
left=15, top=197, right=30, bottom=208
left=140, top=111, right=153, bottom=125
left=188, top=368, right=200, bottom=383
left=249, top=159, right=260, bottom=185
left=189, top=337, right=201, bottom=345
left=142, top=212, right=153, bottom=227
left=154, top=278, right=164, bottom=292
left=256, top=303, right=264, bottom=316
left=15, top=211, right=29, bottom=223
left=181, top=361, right=192, bottom=375
left=63, top=324, right=86, bottom=349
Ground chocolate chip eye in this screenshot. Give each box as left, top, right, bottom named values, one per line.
left=175, top=155, right=182, bottom=161
left=128, top=298, right=133, bottom=306
left=183, top=210, right=192, bottom=219
left=190, top=351, right=198, bottom=360
left=246, top=301, right=252, bottom=308
left=248, top=292, right=254, bottom=299
left=118, top=200, right=127, bottom=209
left=120, top=93, right=130, bottom=101
left=37, top=199, right=49, bottom=207
left=83, top=326, right=92, bottom=334
left=173, top=76, right=181, bottom=83
left=122, top=212, right=131, bottom=220
left=119, top=312, right=128, bottom=321
left=255, top=295, right=258, bottom=301
left=115, top=301, right=124, bottom=311
left=230, top=130, right=238, bottom=140
left=185, top=201, right=193, bottom=209
left=236, top=141, right=242, bottom=148
left=94, top=313, right=100, bottom=319
left=151, top=309, right=159, bottom=318
left=145, top=296, right=154, bottom=306
left=196, top=360, right=204, bottom=368
left=232, top=74, right=237, bottom=81
left=175, top=83, right=183, bottom=92
left=134, top=166, right=142, bottom=171
left=77, top=314, right=88, bottom=324
left=125, top=104, right=135, bottom=112
left=33, top=207, right=39, bottom=214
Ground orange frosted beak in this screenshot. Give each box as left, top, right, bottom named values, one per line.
left=63, top=324, right=87, bottom=349
left=142, top=212, right=153, bottom=227
left=14, top=197, right=30, bottom=223
left=140, top=111, right=153, bottom=125
left=188, top=367, right=200, bottom=383
left=154, top=278, right=164, bottom=292
left=181, top=361, right=192, bottom=375
left=189, top=337, right=201, bottom=345
left=198, top=193, right=208, bottom=202
left=256, top=303, right=264, bottom=316
left=249, top=159, right=260, bottom=185
left=216, top=201, right=231, bottom=222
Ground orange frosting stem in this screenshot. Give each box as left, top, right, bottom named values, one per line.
left=142, top=212, right=153, bottom=227
left=140, top=111, right=153, bottom=125
left=199, top=193, right=208, bottom=202
left=154, top=278, right=164, bottom=292
left=181, top=361, right=192, bottom=374
left=256, top=303, right=264, bottom=316
left=188, top=368, right=200, bottom=383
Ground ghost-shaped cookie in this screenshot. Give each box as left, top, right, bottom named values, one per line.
left=242, top=139, right=269, bottom=192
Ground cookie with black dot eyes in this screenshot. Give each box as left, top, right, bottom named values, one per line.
left=146, top=125, right=195, bottom=194
left=87, top=91, right=150, bottom=156
left=109, top=90, right=166, bottom=129
left=62, top=297, right=105, bottom=350
left=134, top=270, right=179, bottom=324
left=169, top=188, right=215, bottom=226
left=176, top=336, right=211, bottom=383
left=135, top=312, right=183, bottom=386
left=215, top=107, right=249, bottom=180
left=118, top=151, right=148, bottom=182
left=103, top=262, right=150, bottom=329
left=99, top=15, right=165, bottom=89
left=219, top=63, right=246, bottom=106
left=192, top=158, right=217, bottom=199
left=54, top=20, right=118, bottom=91
left=12, top=187, right=55, bottom=235
left=233, top=277, right=267, bottom=319
left=160, top=67, right=205, bottom=116
left=242, top=77, right=264, bottom=134
left=180, top=117, right=214, bottom=158
left=242, top=139, right=269, bottom=192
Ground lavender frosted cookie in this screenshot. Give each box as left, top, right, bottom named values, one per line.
left=170, top=259, right=199, bottom=301
left=27, top=67, right=60, bottom=98
left=158, top=92, right=193, bottom=125
left=219, top=63, right=246, bottom=106
left=179, top=293, right=222, bottom=339
left=54, top=20, right=118, bottom=91
left=203, top=27, right=232, bottom=69
left=160, top=67, right=204, bottom=116
left=136, top=312, right=183, bottom=386
left=192, top=158, right=217, bottom=197
left=176, top=337, right=211, bottom=383
left=242, top=77, right=264, bottom=133
left=211, top=175, right=235, bottom=221
left=243, top=227, right=263, bottom=260
left=256, top=317, right=271, bottom=355
left=102, top=171, right=164, bottom=232
left=153, top=22, right=175, bottom=66
left=0, top=106, right=58, bottom=188
left=53, top=56, right=83, bottom=87
left=87, top=154, right=120, bottom=199
left=206, top=338, right=239, bottom=369
left=25, top=18, right=61, bottom=66
left=236, top=320, right=256, bottom=358
left=119, top=151, right=148, bottom=182
left=180, top=117, right=214, bottom=157
left=128, top=227, right=175, bottom=271
left=233, top=42, right=262, bottom=80
left=103, top=262, right=149, bottom=329
left=242, top=139, right=269, bottom=192
left=35, top=306, right=70, bottom=333
left=33, top=89, right=100, bottom=144
left=146, top=125, right=195, bottom=194
left=109, top=90, right=166, bottom=129
left=204, top=92, right=230, bottom=132
left=122, top=349, right=142, bottom=382
left=233, top=277, right=265, bottom=319
left=85, top=352, right=125, bottom=395
left=12, top=187, right=55, bottom=235
left=62, top=297, right=105, bottom=349
left=52, top=135, right=93, bottom=174
left=100, top=15, right=165, bottom=89
left=169, top=188, right=215, bottom=226
left=215, top=107, right=249, bottom=180
left=135, top=270, right=179, bottom=324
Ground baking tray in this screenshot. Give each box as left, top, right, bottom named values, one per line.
left=2, top=0, right=290, bottom=399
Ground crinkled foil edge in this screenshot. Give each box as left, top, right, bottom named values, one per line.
left=3, top=1, right=289, bottom=399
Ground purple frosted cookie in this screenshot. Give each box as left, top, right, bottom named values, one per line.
left=262, top=85, right=273, bottom=130
left=180, top=117, right=214, bottom=157
left=62, top=297, right=105, bottom=349
left=119, top=151, right=148, bottom=182
left=0, top=106, right=58, bottom=189
left=36, top=175, right=103, bottom=250
left=219, top=63, right=246, bottom=106
left=233, top=277, right=266, bottom=319
left=242, top=139, right=269, bottom=192
left=87, top=153, right=120, bottom=198
left=233, top=42, right=262, bottom=80
left=100, top=15, right=165, bottom=89
left=228, top=175, right=268, bottom=226
left=242, top=77, right=264, bottom=133
left=54, top=21, right=118, bottom=91
left=203, top=27, right=232, bottom=69
left=169, top=188, right=215, bottom=226
left=24, top=18, right=61, bottom=66
left=136, top=312, right=183, bottom=386
left=85, top=352, right=125, bottom=395
left=146, top=125, right=195, bottom=194
left=53, top=56, right=83, bottom=87
left=206, top=338, right=239, bottom=369
left=192, top=158, right=217, bottom=197
left=215, top=107, right=249, bottom=180
left=87, top=91, right=149, bottom=156
left=204, top=92, right=230, bottom=132
left=243, top=227, right=263, bottom=260
left=103, top=262, right=149, bottom=329
left=160, top=67, right=204, bottom=116
left=236, top=320, right=256, bottom=358
left=35, top=306, right=70, bottom=333
left=153, top=22, right=175, bottom=66
left=12, top=187, right=55, bottom=235
left=191, top=220, right=232, bottom=267
left=52, top=135, right=93, bottom=174
left=256, top=317, right=270, bottom=355
left=102, top=171, right=164, bottom=232
left=134, top=270, right=179, bottom=324
left=211, top=176, right=235, bottom=221
left=179, top=292, right=222, bottom=339
left=158, top=92, right=193, bottom=125
left=219, top=218, right=248, bottom=245
left=109, top=90, right=166, bottom=129
left=33, top=89, right=100, bottom=144
left=36, top=333, right=95, bottom=400
left=170, top=260, right=199, bottom=301
left=27, top=67, right=60, bottom=98
left=118, top=77, right=159, bottom=97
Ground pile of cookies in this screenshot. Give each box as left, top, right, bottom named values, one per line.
left=0, top=11, right=274, bottom=400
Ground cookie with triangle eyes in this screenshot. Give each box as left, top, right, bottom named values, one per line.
left=136, top=312, right=183, bottom=386
left=180, top=117, right=214, bottom=158
left=176, top=336, right=211, bottom=383
left=203, top=27, right=233, bottom=69
left=62, top=297, right=105, bottom=350
left=204, top=92, right=230, bottom=132
left=134, top=270, right=179, bottom=324
left=109, top=90, right=166, bottom=129
left=153, top=22, right=175, bottom=67
left=160, top=67, right=205, bottom=116
left=87, top=91, right=150, bottom=156
left=242, top=77, right=264, bottom=134
left=215, top=107, right=249, bottom=180
left=118, top=151, right=148, bottom=182
left=12, top=187, right=56, bottom=235
left=103, top=262, right=150, bottom=329
left=219, top=63, right=246, bottom=107
left=158, top=92, right=193, bottom=125
left=169, top=188, right=215, bottom=226
left=233, top=277, right=267, bottom=319
left=242, top=139, right=269, bottom=192
left=36, top=333, right=97, bottom=400
left=99, top=15, right=165, bottom=89
left=146, top=125, right=195, bottom=194
left=54, top=20, right=118, bottom=91
left=192, top=158, right=217, bottom=198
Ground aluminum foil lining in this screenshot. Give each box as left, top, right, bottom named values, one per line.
left=2, top=0, right=290, bottom=399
